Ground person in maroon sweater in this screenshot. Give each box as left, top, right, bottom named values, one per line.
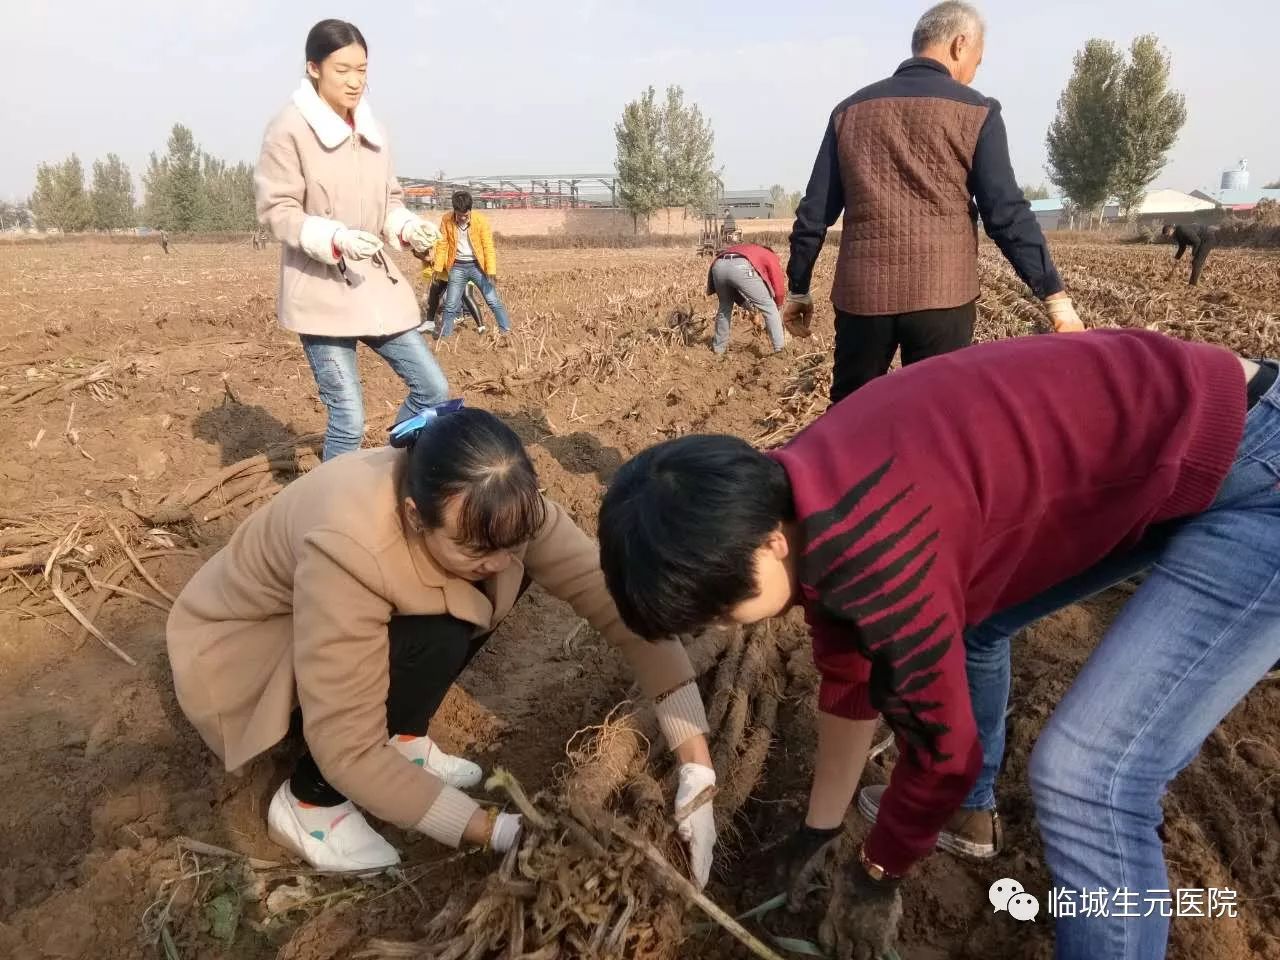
left=705, top=242, right=787, bottom=355
left=598, top=330, right=1280, bottom=960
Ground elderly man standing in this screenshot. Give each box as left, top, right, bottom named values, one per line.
left=784, top=2, right=1083, bottom=403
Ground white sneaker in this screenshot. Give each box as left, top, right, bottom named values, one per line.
left=265, top=782, right=400, bottom=874
left=418, top=319, right=437, bottom=334
left=390, top=734, right=483, bottom=789
left=858, top=784, right=1001, bottom=860
left=868, top=720, right=894, bottom=760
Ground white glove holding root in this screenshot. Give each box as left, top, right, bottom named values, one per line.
left=1045, top=295, right=1085, bottom=333
left=489, top=812, right=523, bottom=854
left=334, top=227, right=384, bottom=261
left=674, top=763, right=717, bottom=888
left=404, top=219, right=441, bottom=255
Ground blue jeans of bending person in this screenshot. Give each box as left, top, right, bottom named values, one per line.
left=965, top=370, right=1280, bottom=960
left=960, top=527, right=1176, bottom=810
left=439, top=262, right=511, bottom=337
left=710, top=256, right=785, bottom=354
left=300, top=329, right=449, bottom=462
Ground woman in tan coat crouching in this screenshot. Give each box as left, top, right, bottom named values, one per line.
left=166, top=407, right=718, bottom=877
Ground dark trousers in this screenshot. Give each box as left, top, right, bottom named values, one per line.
left=290, top=613, right=492, bottom=806
left=424, top=278, right=482, bottom=327
left=830, top=299, right=976, bottom=404
left=1189, top=241, right=1213, bottom=286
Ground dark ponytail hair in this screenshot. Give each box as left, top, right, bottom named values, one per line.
left=305, top=19, right=368, bottom=66
left=406, top=408, right=546, bottom=552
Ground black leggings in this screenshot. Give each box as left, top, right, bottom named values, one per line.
left=424, top=278, right=482, bottom=327
left=290, top=613, right=492, bottom=806
left=831, top=300, right=976, bottom=404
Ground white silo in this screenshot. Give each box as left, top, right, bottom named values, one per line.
left=1221, top=159, right=1249, bottom=191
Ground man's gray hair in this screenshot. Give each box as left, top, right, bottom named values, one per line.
left=911, top=2, right=985, bottom=55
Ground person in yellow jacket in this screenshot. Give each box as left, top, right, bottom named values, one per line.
left=432, top=190, right=512, bottom=338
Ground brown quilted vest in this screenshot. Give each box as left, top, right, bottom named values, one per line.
left=832, top=96, right=990, bottom=316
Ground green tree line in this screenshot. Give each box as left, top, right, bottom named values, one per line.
left=1046, top=35, right=1187, bottom=221
left=614, top=85, right=719, bottom=226
left=28, top=123, right=256, bottom=233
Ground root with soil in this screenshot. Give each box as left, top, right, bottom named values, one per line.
left=362, top=622, right=796, bottom=960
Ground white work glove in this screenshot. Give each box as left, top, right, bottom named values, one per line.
left=404, top=219, right=441, bottom=256
left=333, top=227, right=384, bottom=261
left=489, top=812, right=523, bottom=853
left=674, top=763, right=717, bottom=888
left=1045, top=296, right=1085, bottom=333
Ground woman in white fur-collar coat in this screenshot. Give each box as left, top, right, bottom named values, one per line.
left=255, top=19, right=449, bottom=462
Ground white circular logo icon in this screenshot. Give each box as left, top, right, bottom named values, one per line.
left=1008, top=893, right=1041, bottom=922
left=989, top=878, right=1024, bottom=912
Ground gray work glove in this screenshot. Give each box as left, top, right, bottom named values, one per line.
left=819, top=859, right=903, bottom=960
left=772, top=824, right=843, bottom=911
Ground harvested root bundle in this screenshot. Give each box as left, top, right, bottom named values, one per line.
left=363, top=622, right=794, bottom=960
left=362, top=708, right=679, bottom=960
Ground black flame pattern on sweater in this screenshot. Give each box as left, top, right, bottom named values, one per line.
left=799, top=457, right=955, bottom=764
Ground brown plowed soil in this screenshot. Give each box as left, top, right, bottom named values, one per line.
left=0, top=238, right=1276, bottom=959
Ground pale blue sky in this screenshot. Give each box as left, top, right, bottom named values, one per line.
left=4, top=1, right=1278, bottom=202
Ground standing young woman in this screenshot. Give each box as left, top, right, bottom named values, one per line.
left=166, top=407, right=717, bottom=876
left=256, top=20, right=449, bottom=462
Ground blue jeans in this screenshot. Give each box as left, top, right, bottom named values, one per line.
left=300, top=330, right=449, bottom=461
left=970, top=373, right=1280, bottom=960
left=439, top=262, right=510, bottom=337
left=960, top=528, right=1176, bottom=810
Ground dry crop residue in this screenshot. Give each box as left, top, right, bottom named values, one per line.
left=0, top=238, right=1276, bottom=959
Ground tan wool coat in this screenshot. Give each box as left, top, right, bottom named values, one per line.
left=166, top=448, right=707, bottom=845
left=255, top=80, right=423, bottom=338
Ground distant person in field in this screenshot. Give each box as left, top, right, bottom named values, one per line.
left=166, top=407, right=716, bottom=879
left=721, top=208, right=738, bottom=239
left=159, top=229, right=170, bottom=255
left=598, top=330, right=1280, bottom=960
left=433, top=190, right=512, bottom=339
left=706, top=242, right=786, bottom=355
left=784, top=1, right=1083, bottom=403
left=255, top=19, right=448, bottom=462
left=1162, top=223, right=1215, bottom=286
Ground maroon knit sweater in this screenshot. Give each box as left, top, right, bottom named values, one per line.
left=768, top=330, right=1245, bottom=875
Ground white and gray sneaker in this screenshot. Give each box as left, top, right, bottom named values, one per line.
left=857, top=783, right=1002, bottom=860
left=265, top=781, right=399, bottom=874
left=390, top=734, right=483, bottom=789
left=868, top=720, right=894, bottom=761
left=418, top=319, right=437, bottom=334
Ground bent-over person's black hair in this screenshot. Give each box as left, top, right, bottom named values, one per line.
left=452, top=190, right=474, bottom=214
left=406, top=408, right=546, bottom=552
left=598, top=434, right=795, bottom=639
left=305, top=20, right=368, bottom=65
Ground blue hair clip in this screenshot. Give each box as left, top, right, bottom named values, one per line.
left=388, top=398, right=465, bottom=448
